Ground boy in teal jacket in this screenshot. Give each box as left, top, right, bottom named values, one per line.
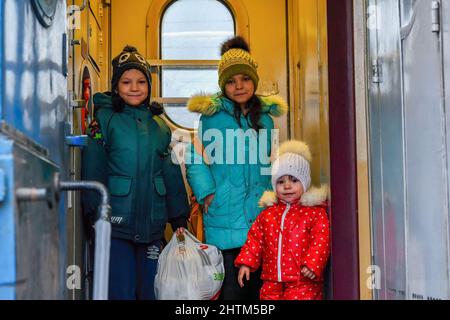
left=82, top=46, right=189, bottom=300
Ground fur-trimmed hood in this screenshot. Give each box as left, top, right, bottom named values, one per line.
left=258, top=184, right=329, bottom=208
left=187, top=93, right=288, bottom=118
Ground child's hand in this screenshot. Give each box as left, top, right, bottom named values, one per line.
left=301, top=266, right=316, bottom=280
left=238, top=266, right=251, bottom=287
left=175, top=227, right=185, bottom=236
left=203, top=193, right=215, bottom=214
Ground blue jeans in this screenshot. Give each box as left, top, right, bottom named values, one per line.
left=108, top=238, right=162, bottom=300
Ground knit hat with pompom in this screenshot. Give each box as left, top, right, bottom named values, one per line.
left=218, top=36, right=259, bottom=93
left=271, top=140, right=312, bottom=192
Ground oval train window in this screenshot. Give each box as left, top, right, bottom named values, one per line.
left=160, top=0, right=235, bottom=129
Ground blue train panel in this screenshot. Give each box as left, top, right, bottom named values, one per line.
left=0, top=0, right=68, bottom=299
left=0, top=0, right=67, bottom=165
left=0, top=135, right=63, bottom=299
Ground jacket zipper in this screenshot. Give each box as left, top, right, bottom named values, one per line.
left=135, top=108, right=140, bottom=240
left=242, top=120, right=253, bottom=227
left=277, top=202, right=290, bottom=282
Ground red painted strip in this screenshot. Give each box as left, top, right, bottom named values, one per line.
left=326, top=0, right=360, bottom=300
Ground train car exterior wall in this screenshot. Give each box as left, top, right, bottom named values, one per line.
left=0, top=0, right=69, bottom=299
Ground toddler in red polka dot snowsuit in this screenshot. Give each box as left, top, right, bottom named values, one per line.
left=235, top=140, right=330, bottom=300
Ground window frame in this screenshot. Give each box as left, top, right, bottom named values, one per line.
left=146, top=0, right=249, bottom=130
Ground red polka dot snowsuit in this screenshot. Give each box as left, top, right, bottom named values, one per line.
left=235, top=201, right=330, bottom=300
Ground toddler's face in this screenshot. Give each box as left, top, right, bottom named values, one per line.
left=276, top=175, right=304, bottom=204
left=118, top=69, right=149, bottom=106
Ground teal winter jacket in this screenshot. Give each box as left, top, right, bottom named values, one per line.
left=82, top=92, right=189, bottom=243
left=185, top=93, right=287, bottom=250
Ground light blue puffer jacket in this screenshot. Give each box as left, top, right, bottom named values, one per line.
left=185, top=93, right=287, bottom=250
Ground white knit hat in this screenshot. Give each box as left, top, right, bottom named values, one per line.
left=271, top=140, right=312, bottom=192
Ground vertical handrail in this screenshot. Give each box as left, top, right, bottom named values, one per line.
left=59, top=181, right=111, bottom=300
left=15, top=178, right=111, bottom=300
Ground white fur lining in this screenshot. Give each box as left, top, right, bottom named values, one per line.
left=259, top=184, right=329, bottom=208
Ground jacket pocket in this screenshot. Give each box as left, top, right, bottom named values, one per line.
left=154, top=175, right=167, bottom=196
left=208, top=180, right=230, bottom=216
left=109, top=175, right=132, bottom=196
left=108, top=175, right=133, bottom=225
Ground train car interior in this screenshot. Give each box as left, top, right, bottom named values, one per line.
left=1, top=0, right=450, bottom=300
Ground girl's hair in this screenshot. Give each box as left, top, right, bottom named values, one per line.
left=232, top=95, right=263, bottom=131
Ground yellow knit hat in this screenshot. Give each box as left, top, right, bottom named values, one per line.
left=218, top=37, right=259, bottom=93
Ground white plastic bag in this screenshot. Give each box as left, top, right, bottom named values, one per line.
left=154, top=230, right=224, bottom=300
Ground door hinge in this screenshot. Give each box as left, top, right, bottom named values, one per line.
left=432, top=1, right=440, bottom=33
left=371, top=59, right=382, bottom=84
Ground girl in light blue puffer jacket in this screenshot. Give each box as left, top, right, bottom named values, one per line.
left=185, top=36, right=287, bottom=300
